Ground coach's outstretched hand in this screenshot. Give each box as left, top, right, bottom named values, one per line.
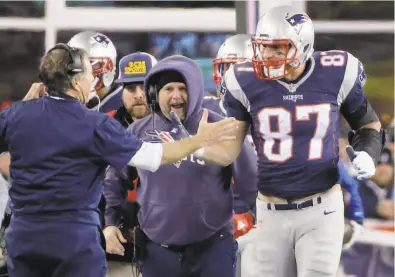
left=196, top=109, right=238, bottom=146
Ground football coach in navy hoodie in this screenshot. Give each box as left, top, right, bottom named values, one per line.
left=127, top=55, right=251, bottom=277
left=0, top=45, right=238, bottom=277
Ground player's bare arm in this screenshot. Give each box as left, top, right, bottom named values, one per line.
left=128, top=109, right=238, bottom=170
left=198, top=63, right=254, bottom=166
left=161, top=115, right=240, bottom=165
left=167, top=107, right=247, bottom=166
left=198, top=120, right=248, bottom=166
left=162, top=109, right=238, bottom=165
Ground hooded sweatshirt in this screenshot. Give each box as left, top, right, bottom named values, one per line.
left=128, top=55, right=233, bottom=245
left=203, top=96, right=258, bottom=214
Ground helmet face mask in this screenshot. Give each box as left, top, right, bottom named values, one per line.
left=68, top=31, right=117, bottom=93
left=212, top=34, right=253, bottom=95
left=251, top=37, right=300, bottom=80
left=213, top=56, right=247, bottom=90
left=89, top=56, right=115, bottom=91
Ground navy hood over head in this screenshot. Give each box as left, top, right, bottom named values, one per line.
left=143, top=55, right=204, bottom=132
left=128, top=55, right=233, bottom=245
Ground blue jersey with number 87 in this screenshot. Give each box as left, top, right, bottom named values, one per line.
left=223, top=51, right=367, bottom=199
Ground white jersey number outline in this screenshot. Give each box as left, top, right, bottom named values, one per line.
left=257, top=104, right=331, bottom=162
left=320, top=51, right=346, bottom=67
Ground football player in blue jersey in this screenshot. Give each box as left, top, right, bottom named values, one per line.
left=203, top=34, right=257, bottom=240
left=68, top=31, right=123, bottom=113
left=179, top=5, right=384, bottom=277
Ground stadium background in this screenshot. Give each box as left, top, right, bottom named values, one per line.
left=0, top=1, right=393, bottom=277
left=0, top=1, right=393, bottom=124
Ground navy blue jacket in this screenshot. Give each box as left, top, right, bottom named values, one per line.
left=0, top=94, right=141, bottom=226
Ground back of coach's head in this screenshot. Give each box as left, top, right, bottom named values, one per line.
left=39, top=44, right=93, bottom=104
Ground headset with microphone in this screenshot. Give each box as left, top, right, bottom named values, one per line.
left=39, top=43, right=84, bottom=97
left=146, top=84, right=160, bottom=113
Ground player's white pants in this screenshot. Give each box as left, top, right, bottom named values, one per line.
left=106, top=261, right=139, bottom=277
left=240, top=189, right=344, bottom=277
left=236, top=228, right=258, bottom=277
left=0, top=175, right=9, bottom=225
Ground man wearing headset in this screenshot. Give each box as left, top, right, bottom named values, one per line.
left=203, top=34, right=258, bottom=240
left=1, top=45, right=237, bottom=277
left=124, top=55, right=255, bottom=277
left=104, top=51, right=157, bottom=277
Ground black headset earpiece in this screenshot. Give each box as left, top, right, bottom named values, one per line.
left=42, top=43, right=85, bottom=96
left=147, top=85, right=160, bottom=113
left=47, top=43, right=84, bottom=75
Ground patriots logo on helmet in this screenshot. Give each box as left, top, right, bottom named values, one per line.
left=285, top=13, right=310, bottom=34
left=92, top=34, right=110, bottom=48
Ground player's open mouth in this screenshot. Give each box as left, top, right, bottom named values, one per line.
left=171, top=104, right=184, bottom=109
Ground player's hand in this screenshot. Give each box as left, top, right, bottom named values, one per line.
left=346, top=145, right=376, bottom=180
left=196, top=108, right=238, bottom=146
left=343, top=219, right=363, bottom=250
left=103, top=226, right=127, bottom=256
left=23, top=82, right=46, bottom=101
left=232, top=213, right=255, bottom=239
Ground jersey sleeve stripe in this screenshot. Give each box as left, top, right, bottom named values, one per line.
left=337, top=52, right=359, bottom=105
left=224, top=66, right=251, bottom=112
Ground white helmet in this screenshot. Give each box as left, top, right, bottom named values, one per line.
left=68, top=31, right=117, bottom=92
left=252, top=5, right=314, bottom=80
left=213, top=34, right=253, bottom=93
